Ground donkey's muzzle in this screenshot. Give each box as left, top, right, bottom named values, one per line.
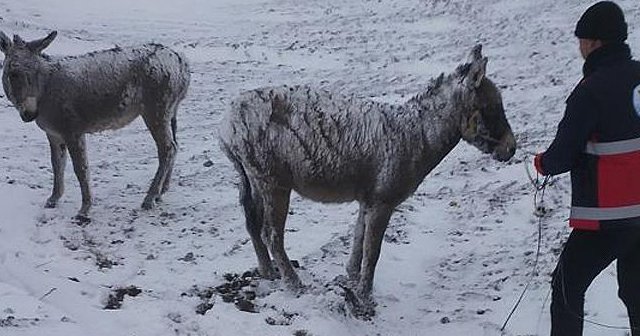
left=20, top=111, right=37, bottom=122
left=18, top=97, right=38, bottom=122
left=492, top=131, right=516, bottom=162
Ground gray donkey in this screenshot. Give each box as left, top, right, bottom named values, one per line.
left=220, top=44, right=516, bottom=315
left=0, top=31, right=190, bottom=220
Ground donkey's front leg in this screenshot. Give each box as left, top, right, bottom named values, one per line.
left=264, top=187, right=302, bottom=289
left=356, top=203, right=394, bottom=302
left=66, top=134, right=92, bottom=220
left=44, top=134, right=67, bottom=208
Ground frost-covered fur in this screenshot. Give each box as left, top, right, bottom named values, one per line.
left=220, top=45, right=515, bottom=313
left=0, top=31, right=190, bottom=220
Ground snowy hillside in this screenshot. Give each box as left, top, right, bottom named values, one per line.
left=0, top=0, right=639, bottom=335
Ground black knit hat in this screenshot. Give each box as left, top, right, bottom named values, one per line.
left=575, top=1, right=628, bottom=42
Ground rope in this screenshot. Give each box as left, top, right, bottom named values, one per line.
left=501, top=155, right=637, bottom=333
left=500, top=161, right=551, bottom=332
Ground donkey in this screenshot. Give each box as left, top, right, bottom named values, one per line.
left=220, top=44, right=516, bottom=313
left=0, top=31, right=190, bottom=220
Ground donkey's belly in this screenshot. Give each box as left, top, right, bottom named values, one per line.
left=291, top=180, right=359, bottom=203
left=81, top=105, right=141, bottom=133
left=284, top=157, right=369, bottom=203
left=75, top=82, right=146, bottom=133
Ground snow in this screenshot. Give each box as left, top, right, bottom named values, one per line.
left=0, top=0, right=639, bottom=335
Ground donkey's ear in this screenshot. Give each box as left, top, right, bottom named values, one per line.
left=27, top=31, right=57, bottom=54
left=467, top=44, right=483, bottom=63
left=13, top=34, right=25, bottom=46
left=466, top=56, right=488, bottom=89
left=0, top=31, right=11, bottom=54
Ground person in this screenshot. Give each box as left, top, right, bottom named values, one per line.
left=534, top=1, right=640, bottom=335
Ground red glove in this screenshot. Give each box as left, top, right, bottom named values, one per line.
left=534, top=153, right=545, bottom=175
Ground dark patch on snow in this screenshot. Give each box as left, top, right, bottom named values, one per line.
left=265, top=311, right=299, bottom=325
left=94, top=251, right=120, bottom=269
left=0, top=315, right=40, bottom=328
left=184, top=270, right=261, bottom=315
left=104, top=285, right=142, bottom=310
left=293, top=330, right=313, bottom=336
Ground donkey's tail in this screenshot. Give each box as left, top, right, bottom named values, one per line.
left=222, top=142, right=277, bottom=279
left=220, top=143, right=262, bottom=227
left=172, top=48, right=190, bottom=148
left=171, top=115, right=178, bottom=145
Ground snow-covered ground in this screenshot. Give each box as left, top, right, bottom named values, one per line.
left=0, top=0, right=639, bottom=335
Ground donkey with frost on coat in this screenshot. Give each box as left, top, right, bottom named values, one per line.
left=220, top=44, right=516, bottom=315
left=0, top=31, right=190, bottom=220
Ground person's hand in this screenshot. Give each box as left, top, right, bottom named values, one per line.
left=534, top=153, right=545, bottom=175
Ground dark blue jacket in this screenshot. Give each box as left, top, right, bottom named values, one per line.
left=537, top=43, right=640, bottom=230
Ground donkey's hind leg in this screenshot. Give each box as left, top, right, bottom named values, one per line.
left=261, top=185, right=301, bottom=288
left=161, top=112, right=179, bottom=194
left=242, top=176, right=278, bottom=280
left=141, top=114, right=177, bottom=210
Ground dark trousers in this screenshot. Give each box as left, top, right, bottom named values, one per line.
left=550, top=227, right=640, bottom=336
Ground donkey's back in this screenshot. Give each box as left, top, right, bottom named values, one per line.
left=220, top=85, right=418, bottom=203
left=44, top=43, right=190, bottom=134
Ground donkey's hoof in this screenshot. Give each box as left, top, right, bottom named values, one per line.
left=141, top=197, right=158, bottom=210
left=257, top=264, right=278, bottom=280
left=333, top=274, right=355, bottom=288
left=73, top=214, right=91, bottom=225
left=260, top=270, right=279, bottom=281
left=44, top=198, right=58, bottom=208
left=284, top=277, right=304, bottom=291
left=343, top=288, right=376, bottom=320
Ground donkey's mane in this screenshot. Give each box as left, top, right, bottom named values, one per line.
left=57, top=43, right=166, bottom=62
left=455, top=63, right=472, bottom=78
left=407, top=71, right=451, bottom=105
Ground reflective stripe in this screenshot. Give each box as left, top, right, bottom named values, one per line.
left=585, top=137, right=640, bottom=155
left=571, top=204, right=640, bottom=220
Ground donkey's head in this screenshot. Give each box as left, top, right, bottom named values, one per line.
left=455, top=45, right=516, bottom=162
left=0, top=31, right=57, bottom=122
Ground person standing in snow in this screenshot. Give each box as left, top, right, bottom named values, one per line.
left=534, top=1, right=640, bottom=335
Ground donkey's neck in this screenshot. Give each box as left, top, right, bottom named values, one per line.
left=38, top=57, right=57, bottom=93
left=404, top=73, right=464, bottom=171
